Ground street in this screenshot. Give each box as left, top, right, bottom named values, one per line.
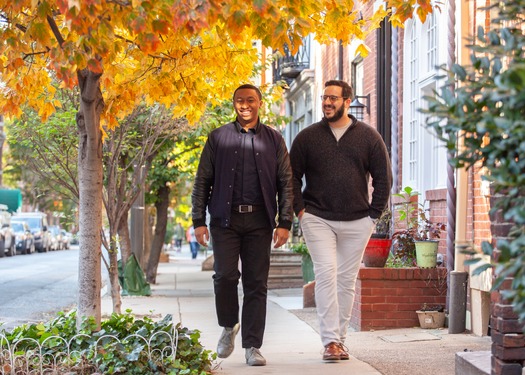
left=0, top=246, right=80, bottom=331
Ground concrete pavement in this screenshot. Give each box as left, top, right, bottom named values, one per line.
left=101, top=246, right=491, bottom=375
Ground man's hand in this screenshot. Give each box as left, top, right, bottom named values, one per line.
left=195, top=226, right=209, bottom=247
left=298, top=209, right=305, bottom=221
left=273, top=228, right=290, bottom=248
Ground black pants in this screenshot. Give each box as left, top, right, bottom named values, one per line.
left=210, top=210, right=273, bottom=349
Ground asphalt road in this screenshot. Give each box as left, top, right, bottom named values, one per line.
left=0, top=245, right=80, bottom=331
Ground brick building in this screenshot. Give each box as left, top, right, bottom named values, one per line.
left=274, top=1, right=520, bottom=374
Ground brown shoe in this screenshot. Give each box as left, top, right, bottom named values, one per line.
left=338, top=343, right=349, bottom=360
left=323, top=342, right=341, bottom=361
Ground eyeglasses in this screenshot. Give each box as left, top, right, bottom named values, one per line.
left=320, top=95, right=347, bottom=103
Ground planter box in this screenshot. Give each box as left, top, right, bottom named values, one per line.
left=268, top=250, right=304, bottom=289
left=350, top=267, right=447, bottom=331
left=416, top=310, right=446, bottom=329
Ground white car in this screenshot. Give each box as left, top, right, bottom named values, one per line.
left=11, top=221, right=35, bottom=255
left=0, top=223, right=16, bottom=257
left=48, top=225, right=63, bottom=251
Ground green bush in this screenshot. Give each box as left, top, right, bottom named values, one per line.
left=0, top=310, right=215, bottom=374
left=290, top=242, right=309, bottom=256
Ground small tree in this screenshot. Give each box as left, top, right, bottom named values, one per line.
left=424, top=0, right=525, bottom=321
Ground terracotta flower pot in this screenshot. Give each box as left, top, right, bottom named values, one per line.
left=363, top=238, right=392, bottom=267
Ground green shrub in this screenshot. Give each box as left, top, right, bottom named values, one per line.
left=0, top=310, right=214, bottom=374
left=290, top=242, right=309, bottom=256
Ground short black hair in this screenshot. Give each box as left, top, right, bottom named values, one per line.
left=324, top=80, right=353, bottom=99
left=233, top=84, right=262, bottom=100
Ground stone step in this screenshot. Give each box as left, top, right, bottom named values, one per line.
left=268, top=274, right=305, bottom=289
left=270, top=250, right=303, bottom=263
left=455, top=351, right=490, bottom=375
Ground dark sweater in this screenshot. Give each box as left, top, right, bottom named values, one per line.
left=290, top=115, right=392, bottom=221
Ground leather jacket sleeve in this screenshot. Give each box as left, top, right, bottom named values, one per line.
left=191, top=138, right=214, bottom=228
left=276, top=136, right=294, bottom=230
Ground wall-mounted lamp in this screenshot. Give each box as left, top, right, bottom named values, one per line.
left=349, top=94, right=370, bottom=121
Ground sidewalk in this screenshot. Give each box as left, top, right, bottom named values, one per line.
left=101, top=246, right=491, bottom=375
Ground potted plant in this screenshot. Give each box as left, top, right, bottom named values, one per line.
left=391, top=186, right=446, bottom=268
left=363, top=208, right=393, bottom=267
left=290, top=241, right=314, bottom=283
left=416, top=303, right=446, bottom=329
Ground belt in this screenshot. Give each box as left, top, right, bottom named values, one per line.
left=232, top=204, right=264, bottom=213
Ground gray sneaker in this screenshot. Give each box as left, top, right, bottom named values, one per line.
left=245, top=347, right=266, bottom=366
left=217, top=323, right=240, bottom=358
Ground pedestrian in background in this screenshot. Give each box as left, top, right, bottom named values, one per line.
left=191, top=84, right=294, bottom=366
left=173, top=222, right=184, bottom=252
left=185, top=225, right=199, bottom=259
left=290, top=80, right=392, bottom=361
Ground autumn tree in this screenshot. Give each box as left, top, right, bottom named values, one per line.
left=0, top=0, right=435, bottom=327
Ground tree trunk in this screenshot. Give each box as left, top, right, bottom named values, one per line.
left=108, top=228, right=121, bottom=314
left=76, top=68, right=104, bottom=329
left=146, top=184, right=170, bottom=284
left=119, top=210, right=132, bottom=268
left=142, top=207, right=152, bottom=271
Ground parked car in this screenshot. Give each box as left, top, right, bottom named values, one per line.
left=0, top=223, right=16, bottom=257
left=0, top=205, right=15, bottom=257
left=48, top=225, right=63, bottom=251
left=12, top=212, right=51, bottom=252
left=11, top=221, right=35, bottom=255
left=61, top=230, right=71, bottom=250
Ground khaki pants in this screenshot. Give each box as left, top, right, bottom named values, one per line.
left=300, top=213, right=374, bottom=346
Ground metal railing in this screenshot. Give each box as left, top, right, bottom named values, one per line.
left=273, top=37, right=311, bottom=84
left=0, top=327, right=178, bottom=374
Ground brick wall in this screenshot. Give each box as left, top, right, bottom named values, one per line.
left=426, top=188, right=447, bottom=261
left=490, top=188, right=524, bottom=375
left=350, top=267, right=447, bottom=331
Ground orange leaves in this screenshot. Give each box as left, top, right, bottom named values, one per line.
left=7, top=58, right=25, bottom=72
left=87, top=58, right=103, bottom=74
left=171, top=0, right=212, bottom=34
left=152, top=19, right=170, bottom=34
left=137, top=33, right=161, bottom=54
left=130, top=15, right=147, bottom=34
left=0, top=0, right=436, bottom=126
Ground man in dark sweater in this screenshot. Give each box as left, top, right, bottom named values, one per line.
left=192, top=84, right=294, bottom=366
left=290, top=80, right=392, bottom=361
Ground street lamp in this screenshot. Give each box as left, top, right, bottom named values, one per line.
left=349, top=94, right=370, bottom=121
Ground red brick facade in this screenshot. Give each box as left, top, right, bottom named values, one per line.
left=351, top=267, right=447, bottom=331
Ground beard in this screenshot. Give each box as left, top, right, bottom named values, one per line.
left=323, top=103, right=346, bottom=122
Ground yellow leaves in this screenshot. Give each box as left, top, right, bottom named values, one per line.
left=388, top=0, right=436, bottom=27
left=0, top=0, right=436, bottom=126
left=38, top=102, right=57, bottom=122
left=355, top=43, right=371, bottom=58
left=28, top=21, right=52, bottom=45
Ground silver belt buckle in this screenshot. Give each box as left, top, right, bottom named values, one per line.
left=238, top=205, right=252, bottom=213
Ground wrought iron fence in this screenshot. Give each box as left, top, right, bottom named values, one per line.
left=0, top=327, right=178, bottom=374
